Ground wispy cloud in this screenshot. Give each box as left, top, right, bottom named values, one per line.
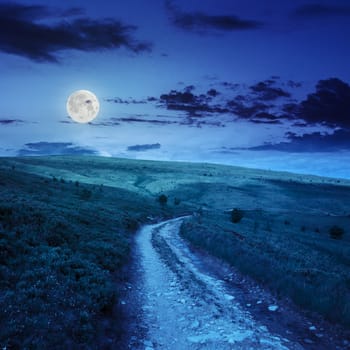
left=234, top=130, right=350, bottom=153
left=105, top=97, right=148, bottom=105
left=226, top=99, right=271, bottom=119
left=293, top=4, right=350, bottom=18
left=127, top=143, right=161, bottom=151
left=0, top=118, right=25, bottom=125
left=90, top=116, right=176, bottom=127
left=165, top=0, right=262, bottom=34
left=159, top=86, right=228, bottom=116
left=113, top=117, right=176, bottom=125
left=18, top=142, right=97, bottom=156
left=249, top=80, right=291, bottom=101
left=0, top=2, right=151, bottom=62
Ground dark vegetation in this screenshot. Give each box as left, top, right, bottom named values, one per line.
left=231, top=208, right=244, bottom=223
left=1, top=155, right=350, bottom=347
left=0, top=158, right=188, bottom=349
left=158, top=194, right=168, bottom=206
left=329, top=225, right=345, bottom=240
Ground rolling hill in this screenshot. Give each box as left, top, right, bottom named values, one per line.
left=0, top=156, right=349, bottom=348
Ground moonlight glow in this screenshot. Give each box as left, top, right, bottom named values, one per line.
left=66, top=90, right=100, bottom=123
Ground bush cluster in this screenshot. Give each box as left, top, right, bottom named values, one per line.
left=231, top=208, right=244, bottom=223
left=329, top=225, right=345, bottom=239
left=158, top=194, right=168, bottom=205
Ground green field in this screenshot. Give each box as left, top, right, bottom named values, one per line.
left=0, top=156, right=349, bottom=347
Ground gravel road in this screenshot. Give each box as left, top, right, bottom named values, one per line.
left=120, top=217, right=349, bottom=350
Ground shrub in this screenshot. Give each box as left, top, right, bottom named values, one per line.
left=158, top=194, right=168, bottom=206
left=231, top=208, right=243, bottom=223
left=329, top=225, right=345, bottom=239
left=79, top=189, right=92, bottom=200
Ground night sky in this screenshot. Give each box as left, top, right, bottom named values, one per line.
left=1, top=0, right=350, bottom=178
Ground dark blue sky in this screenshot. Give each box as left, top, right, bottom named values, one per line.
left=1, top=0, right=350, bottom=178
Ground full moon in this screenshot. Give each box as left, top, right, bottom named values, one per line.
left=66, top=90, right=100, bottom=123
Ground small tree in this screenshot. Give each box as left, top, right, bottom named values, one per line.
left=158, top=194, right=168, bottom=206
left=329, top=225, right=344, bottom=239
left=231, top=208, right=243, bottom=223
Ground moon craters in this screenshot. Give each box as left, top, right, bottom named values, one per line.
left=66, top=90, right=99, bottom=123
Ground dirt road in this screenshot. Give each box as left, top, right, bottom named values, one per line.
left=120, top=218, right=349, bottom=349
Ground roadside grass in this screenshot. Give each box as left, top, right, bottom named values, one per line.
left=180, top=207, right=350, bottom=327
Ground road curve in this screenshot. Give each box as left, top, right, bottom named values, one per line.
left=127, top=217, right=305, bottom=349
left=120, top=217, right=349, bottom=350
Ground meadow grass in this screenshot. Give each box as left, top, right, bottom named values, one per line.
left=0, top=158, right=189, bottom=348
left=1, top=155, right=349, bottom=347
left=180, top=199, right=350, bottom=327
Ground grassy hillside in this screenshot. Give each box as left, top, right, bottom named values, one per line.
left=0, top=157, right=189, bottom=349
left=1, top=155, right=350, bottom=347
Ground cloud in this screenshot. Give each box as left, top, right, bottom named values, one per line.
left=0, top=2, right=151, bottom=62
left=298, top=78, right=350, bottom=128
left=114, top=117, right=176, bottom=125
left=207, top=89, right=220, bottom=97
left=227, top=99, right=271, bottom=118
left=236, top=130, right=350, bottom=152
left=249, top=80, right=291, bottom=101
left=90, top=116, right=176, bottom=127
left=110, top=78, right=300, bottom=127
left=221, top=77, right=350, bottom=128
left=0, top=118, right=25, bottom=125
left=159, top=87, right=228, bottom=116
left=282, top=103, right=299, bottom=115
left=229, top=77, right=350, bottom=127
left=250, top=112, right=282, bottom=124
left=18, top=142, right=97, bottom=156
left=156, top=79, right=298, bottom=124
left=127, top=143, right=161, bottom=152
left=293, top=4, right=350, bottom=18
left=105, top=97, right=147, bottom=105
left=165, top=0, right=262, bottom=33
left=249, top=119, right=282, bottom=125
left=221, top=82, right=241, bottom=90
left=292, top=121, right=308, bottom=127
left=286, top=80, right=302, bottom=88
